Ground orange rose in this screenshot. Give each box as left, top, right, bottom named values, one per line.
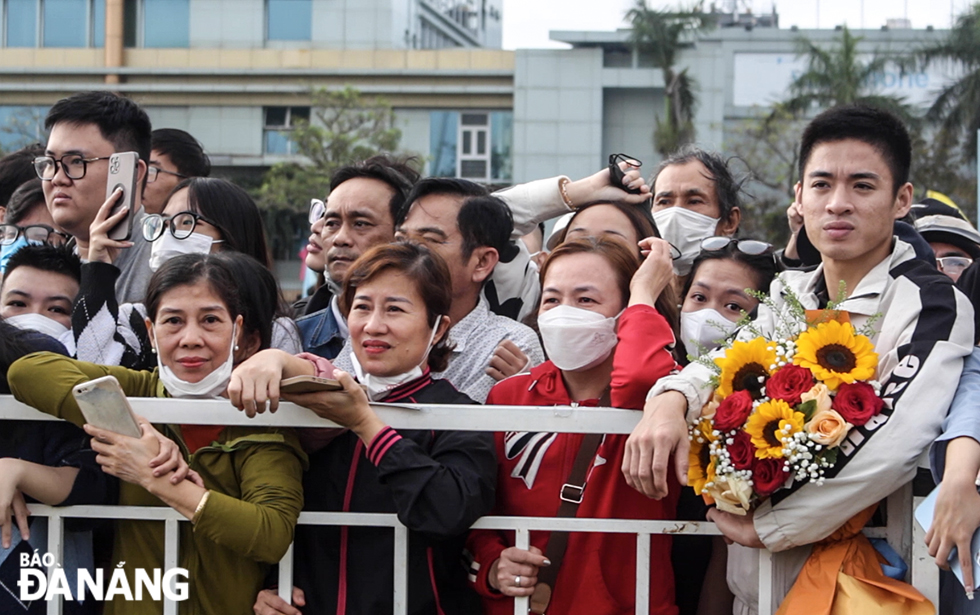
left=801, top=383, right=832, bottom=414
left=805, top=409, right=852, bottom=448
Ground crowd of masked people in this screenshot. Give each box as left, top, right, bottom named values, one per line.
left=1, top=90, right=980, bottom=615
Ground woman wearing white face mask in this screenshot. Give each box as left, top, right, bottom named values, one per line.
left=466, top=236, right=680, bottom=615
left=73, top=176, right=301, bottom=368
left=679, top=237, right=778, bottom=363
left=230, top=242, right=496, bottom=615
left=8, top=252, right=306, bottom=615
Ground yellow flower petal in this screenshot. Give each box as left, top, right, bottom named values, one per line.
left=714, top=337, right=777, bottom=399
left=793, top=320, right=878, bottom=390
left=745, top=399, right=805, bottom=459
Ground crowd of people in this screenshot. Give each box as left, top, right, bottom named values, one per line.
left=0, top=89, right=978, bottom=615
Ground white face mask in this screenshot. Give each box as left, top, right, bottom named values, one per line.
left=156, top=324, right=238, bottom=399
left=680, top=308, right=738, bottom=359
left=349, top=316, right=444, bottom=401
left=5, top=312, right=70, bottom=340
left=149, top=232, right=223, bottom=272
left=538, top=305, right=619, bottom=372
left=653, top=207, right=721, bottom=277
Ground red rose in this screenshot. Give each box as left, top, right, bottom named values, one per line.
left=752, top=457, right=789, bottom=498
left=714, top=390, right=754, bottom=432
left=765, top=364, right=815, bottom=406
left=727, top=430, right=755, bottom=471
left=832, top=382, right=883, bottom=427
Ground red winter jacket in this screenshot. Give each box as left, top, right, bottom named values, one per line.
left=466, top=304, right=680, bottom=615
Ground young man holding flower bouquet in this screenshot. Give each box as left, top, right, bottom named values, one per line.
left=624, top=104, right=975, bottom=615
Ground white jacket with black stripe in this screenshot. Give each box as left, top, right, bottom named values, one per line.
left=652, top=239, right=975, bottom=609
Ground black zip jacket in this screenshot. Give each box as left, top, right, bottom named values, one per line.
left=293, top=373, right=496, bottom=614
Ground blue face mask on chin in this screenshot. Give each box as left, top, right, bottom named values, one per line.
left=0, top=236, right=39, bottom=275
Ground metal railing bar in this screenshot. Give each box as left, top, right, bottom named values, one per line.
left=278, top=543, right=294, bottom=604
left=513, top=528, right=529, bottom=615
left=45, top=512, right=63, bottom=615
left=163, top=518, right=179, bottom=615
left=393, top=524, right=409, bottom=615
left=635, top=532, right=650, bottom=613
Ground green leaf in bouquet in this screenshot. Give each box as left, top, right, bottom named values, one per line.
left=820, top=447, right=839, bottom=468
left=798, top=399, right=817, bottom=421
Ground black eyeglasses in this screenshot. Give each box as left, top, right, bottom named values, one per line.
left=142, top=211, right=219, bottom=242
left=147, top=166, right=187, bottom=184
left=309, top=198, right=326, bottom=224
left=34, top=154, right=113, bottom=181
left=608, top=153, right=644, bottom=196
left=0, top=224, right=70, bottom=247
left=700, top=237, right=773, bottom=256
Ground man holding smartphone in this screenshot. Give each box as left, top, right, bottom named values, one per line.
left=38, top=91, right=153, bottom=304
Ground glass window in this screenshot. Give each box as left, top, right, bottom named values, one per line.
left=44, top=0, right=88, bottom=47
left=457, top=113, right=489, bottom=182
left=263, top=106, right=310, bottom=155
left=123, top=0, right=138, bottom=47
left=603, top=48, right=633, bottom=68
left=91, top=0, right=105, bottom=47
left=490, top=111, right=512, bottom=182
left=6, top=0, right=37, bottom=47
left=267, top=0, right=311, bottom=41
left=0, top=105, right=49, bottom=152
left=144, top=0, right=189, bottom=47
left=429, top=111, right=458, bottom=178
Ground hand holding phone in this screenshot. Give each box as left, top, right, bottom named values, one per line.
left=280, top=375, right=344, bottom=395
left=105, top=152, right=140, bottom=241
left=72, top=375, right=142, bottom=438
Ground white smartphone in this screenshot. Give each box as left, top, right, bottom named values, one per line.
left=105, top=151, right=140, bottom=241
left=915, top=483, right=980, bottom=590
left=72, top=375, right=142, bottom=439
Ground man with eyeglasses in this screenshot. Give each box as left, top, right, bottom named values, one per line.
left=912, top=197, right=980, bottom=283
left=0, top=179, right=70, bottom=276
left=39, top=91, right=153, bottom=304
left=142, top=128, right=211, bottom=215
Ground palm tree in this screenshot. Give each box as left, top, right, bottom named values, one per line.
left=627, top=1, right=714, bottom=157
left=912, top=3, right=980, bottom=161
left=778, top=25, right=915, bottom=124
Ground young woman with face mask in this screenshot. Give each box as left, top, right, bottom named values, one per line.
left=678, top=237, right=779, bottom=363
left=230, top=242, right=497, bottom=615
left=72, top=177, right=300, bottom=369
left=466, top=236, right=680, bottom=615
left=8, top=253, right=306, bottom=615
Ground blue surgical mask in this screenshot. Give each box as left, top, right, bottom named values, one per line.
left=0, top=236, right=35, bottom=275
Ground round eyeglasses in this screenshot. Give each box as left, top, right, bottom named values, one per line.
left=0, top=224, right=70, bottom=247
left=700, top=236, right=773, bottom=256
left=147, top=166, right=188, bottom=184
left=142, top=211, right=219, bottom=242
left=34, top=154, right=112, bottom=181
left=309, top=198, right=326, bottom=225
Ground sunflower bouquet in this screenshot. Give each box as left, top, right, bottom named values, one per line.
left=688, top=292, right=884, bottom=515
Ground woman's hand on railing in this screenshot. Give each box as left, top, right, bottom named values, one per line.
left=486, top=340, right=530, bottom=382
left=0, top=459, right=30, bottom=549
left=284, top=371, right=386, bottom=445
left=228, top=349, right=292, bottom=417
left=253, top=586, right=305, bottom=615
left=488, top=546, right=550, bottom=597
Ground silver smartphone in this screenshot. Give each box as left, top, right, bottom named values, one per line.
left=72, top=375, right=142, bottom=439
left=105, top=151, right=140, bottom=241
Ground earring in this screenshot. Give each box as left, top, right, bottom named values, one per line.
left=234, top=345, right=239, bottom=352
left=150, top=346, right=156, bottom=354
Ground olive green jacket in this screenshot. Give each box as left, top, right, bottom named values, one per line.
left=9, top=352, right=307, bottom=615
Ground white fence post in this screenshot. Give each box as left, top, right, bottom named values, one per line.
left=45, top=512, right=64, bottom=615
left=277, top=542, right=294, bottom=603
left=635, top=532, right=651, bottom=613
left=513, top=527, right=530, bottom=615
left=393, top=523, right=409, bottom=615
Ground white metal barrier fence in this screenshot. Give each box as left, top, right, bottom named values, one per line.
left=2, top=396, right=936, bottom=615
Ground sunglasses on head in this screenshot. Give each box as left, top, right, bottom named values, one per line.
left=699, top=237, right=773, bottom=256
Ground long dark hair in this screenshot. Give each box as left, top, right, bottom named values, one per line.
left=167, top=177, right=273, bottom=270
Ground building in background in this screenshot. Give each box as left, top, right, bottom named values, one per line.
left=0, top=1, right=952, bottom=287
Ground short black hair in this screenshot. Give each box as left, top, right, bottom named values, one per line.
left=151, top=128, right=211, bottom=178
left=174, top=177, right=273, bottom=270
left=5, top=179, right=46, bottom=225
left=4, top=244, right=81, bottom=286
left=45, top=91, right=152, bottom=164
left=0, top=144, right=44, bottom=208
left=330, top=155, right=420, bottom=224
left=654, top=146, right=744, bottom=221
left=798, top=104, right=912, bottom=195
left=399, top=178, right=514, bottom=259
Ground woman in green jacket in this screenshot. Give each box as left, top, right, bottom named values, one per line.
left=9, top=252, right=306, bottom=615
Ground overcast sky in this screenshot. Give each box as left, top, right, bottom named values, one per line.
left=502, top=0, right=976, bottom=49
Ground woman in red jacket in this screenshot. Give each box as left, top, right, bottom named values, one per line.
left=467, top=235, right=680, bottom=615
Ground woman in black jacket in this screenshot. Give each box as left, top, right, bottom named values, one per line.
left=230, top=242, right=497, bottom=615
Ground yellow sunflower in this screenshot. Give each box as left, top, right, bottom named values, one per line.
left=714, top=337, right=777, bottom=399
left=793, top=320, right=877, bottom=390
left=688, top=419, right=717, bottom=495
left=745, top=399, right=805, bottom=459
